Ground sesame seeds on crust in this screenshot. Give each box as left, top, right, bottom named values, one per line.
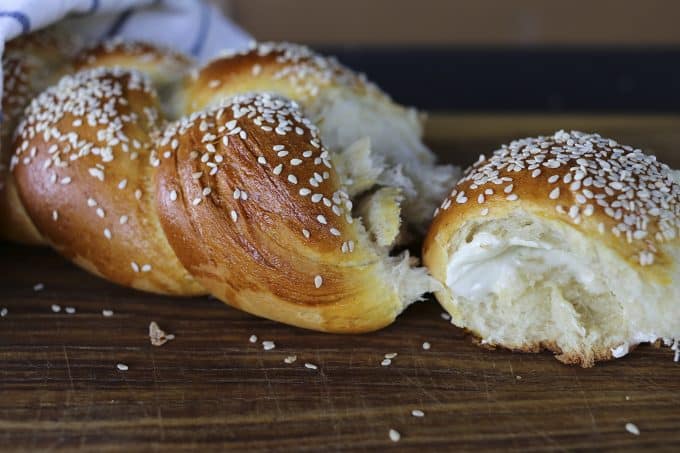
left=11, top=66, right=203, bottom=295
left=432, top=130, right=680, bottom=267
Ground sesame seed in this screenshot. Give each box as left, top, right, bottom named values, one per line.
left=87, top=198, right=97, bottom=207
left=302, top=229, right=310, bottom=238
left=118, top=179, right=127, bottom=189
left=169, top=190, right=178, bottom=201
left=192, top=198, right=202, bottom=206
left=103, top=228, right=112, bottom=240
left=131, top=262, right=140, bottom=272
left=288, top=174, right=298, bottom=184
left=119, top=215, right=128, bottom=224
left=317, top=215, right=327, bottom=224
left=262, top=340, right=276, bottom=351
left=314, top=275, right=323, bottom=288
left=273, top=164, right=283, bottom=175
left=284, top=355, right=297, bottom=364
left=330, top=228, right=341, bottom=236
left=389, top=429, right=401, bottom=442
left=65, top=307, right=76, bottom=314
left=625, top=423, right=640, bottom=436
left=102, top=309, right=114, bottom=317
left=304, top=363, right=318, bottom=370
left=230, top=210, right=238, bottom=222
left=116, top=363, right=129, bottom=371
left=422, top=342, right=431, bottom=350
left=51, top=304, right=61, bottom=313
left=290, top=158, right=302, bottom=166
left=549, top=187, right=560, bottom=199
left=141, top=264, right=152, bottom=272
left=96, top=207, right=105, bottom=218
left=441, top=312, right=451, bottom=321
left=249, top=335, right=258, bottom=343
left=381, top=358, right=391, bottom=366
left=33, top=283, right=44, bottom=291
left=411, top=409, right=425, bottom=417
left=52, top=210, right=59, bottom=221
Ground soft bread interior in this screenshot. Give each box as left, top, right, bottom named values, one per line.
left=444, top=211, right=679, bottom=366
left=330, top=136, right=439, bottom=312
left=307, top=89, right=460, bottom=229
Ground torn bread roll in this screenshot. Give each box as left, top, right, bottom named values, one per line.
left=423, top=130, right=679, bottom=367
left=173, top=42, right=459, bottom=230
left=156, top=93, right=437, bottom=332
left=10, top=55, right=436, bottom=331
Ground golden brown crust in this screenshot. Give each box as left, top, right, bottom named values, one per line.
left=424, top=131, right=680, bottom=366
left=425, top=131, right=679, bottom=285
left=0, top=27, right=80, bottom=244
left=176, top=42, right=386, bottom=116
left=12, top=67, right=203, bottom=295
left=155, top=93, right=403, bottom=332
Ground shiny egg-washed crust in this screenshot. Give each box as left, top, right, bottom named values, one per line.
left=424, top=130, right=680, bottom=366
left=0, top=27, right=80, bottom=244
left=175, top=42, right=390, bottom=116
left=12, top=67, right=203, bottom=296
left=156, top=93, right=403, bottom=332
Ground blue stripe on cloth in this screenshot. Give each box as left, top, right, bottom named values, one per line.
left=69, top=0, right=100, bottom=17
left=105, top=8, right=134, bottom=38
left=189, top=1, right=210, bottom=57
left=86, top=0, right=100, bottom=14
left=0, top=10, right=31, bottom=34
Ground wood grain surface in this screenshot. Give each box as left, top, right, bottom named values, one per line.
left=1, top=115, right=679, bottom=451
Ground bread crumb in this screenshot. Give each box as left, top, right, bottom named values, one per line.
left=389, top=429, right=401, bottom=442
left=625, top=422, right=640, bottom=436
left=284, top=355, right=297, bottom=364
left=262, top=340, right=276, bottom=351
left=149, top=321, right=174, bottom=346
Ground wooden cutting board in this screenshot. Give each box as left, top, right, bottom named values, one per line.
left=1, top=114, right=679, bottom=451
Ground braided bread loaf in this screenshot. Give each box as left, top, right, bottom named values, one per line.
left=6, top=35, right=448, bottom=332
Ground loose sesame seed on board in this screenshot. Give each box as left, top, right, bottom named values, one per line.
left=434, top=130, right=680, bottom=267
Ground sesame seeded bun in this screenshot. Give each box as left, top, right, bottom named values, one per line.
left=423, top=131, right=680, bottom=367
left=73, top=38, right=192, bottom=118
left=0, top=27, right=80, bottom=245
left=156, top=93, right=437, bottom=332
left=174, top=42, right=459, bottom=231
left=12, top=67, right=203, bottom=295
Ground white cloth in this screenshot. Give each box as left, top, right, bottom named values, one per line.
left=0, top=0, right=253, bottom=116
